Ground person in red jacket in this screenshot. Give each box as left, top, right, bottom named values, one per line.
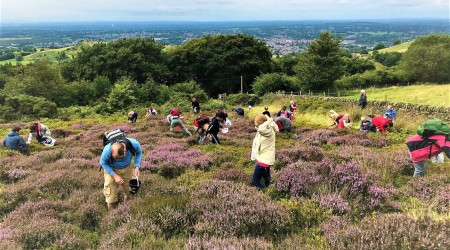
left=371, top=116, right=393, bottom=132
left=406, top=134, right=450, bottom=177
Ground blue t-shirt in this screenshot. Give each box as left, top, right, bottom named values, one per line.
left=99, top=138, right=142, bottom=176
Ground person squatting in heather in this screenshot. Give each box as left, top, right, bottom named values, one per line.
left=128, top=111, right=138, bottom=123
left=3, top=127, right=29, bottom=153
left=251, top=114, right=278, bottom=190
left=28, top=122, right=55, bottom=146
left=100, top=138, right=143, bottom=210
left=167, top=108, right=192, bottom=136
left=406, top=134, right=450, bottom=177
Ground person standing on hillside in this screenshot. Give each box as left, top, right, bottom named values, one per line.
left=406, top=134, right=450, bottom=177
left=358, top=89, right=367, bottom=109
left=251, top=114, right=278, bottom=190
left=100, top=137, right=142, bottom=210
left=192, top=98, right=201, bottom=114
left=248, top=98, right=254, bottom=112
left=3, top=127, right=29, bottom=153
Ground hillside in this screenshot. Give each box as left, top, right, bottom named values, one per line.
left=343, top=84, right=450, bottom=107
left=0, top=41, right=94, bottom=66
left=378, top=41, right=413, bottom=53
left=0, top=97, right=449, bottom=248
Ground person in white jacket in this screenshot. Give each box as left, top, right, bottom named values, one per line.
left=27, top=122, right=54, bottom=146
left=251, top=114, right=278, bottom=190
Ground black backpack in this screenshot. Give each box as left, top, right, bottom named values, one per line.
left=102, top=129, right=136, bottom=155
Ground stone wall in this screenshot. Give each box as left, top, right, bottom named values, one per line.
left=295, top=95, right=450, bottom=122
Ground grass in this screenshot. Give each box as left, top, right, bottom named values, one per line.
left=0, top=41, right=95, bottom=66
left=378, top=41, right=413, bottom=53
left=343, top=84, right=450, bottom=107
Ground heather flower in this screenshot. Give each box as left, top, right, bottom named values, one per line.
left=402, top=174, right=448, bottom=201
left=331, top=161, right=368, bottom=194
left=314, top=194, right=351, bottom=215
left=189, top=180, right=291, bottom=238
left=143, top=143, right=213, bottom=178
left=5, top=168, right=31, bottom=182
left=324, top=213, right=450, bottom=250
left=186, top=236, right=273, bottom=250
left=276, top=145, right=326, bottom=167
left=432, top=185, right=450, bottom=213
left=275, top=161, right=323, bottom=197
left=212, top=169, right=249, bottom=184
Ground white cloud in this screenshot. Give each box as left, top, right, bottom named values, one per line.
left=0, top=0, right=448, bottom=22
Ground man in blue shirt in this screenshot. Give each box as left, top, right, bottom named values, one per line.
left=3, top=127, right=29, bottom=153
left=99, top=138, right=142, bottom=210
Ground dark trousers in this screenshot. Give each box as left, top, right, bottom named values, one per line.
left=252, top=163, right=271, bottom=190
left=210, top=133, right=220, bottom=144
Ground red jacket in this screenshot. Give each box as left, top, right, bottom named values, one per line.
left=406, top=134, right=450, bottom=163
left=170, top=109, right=180, bottom=116
left=371, top=116, right=391, bottom=132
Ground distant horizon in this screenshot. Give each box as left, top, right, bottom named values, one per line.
left=2, top=17, right=449, bottom=25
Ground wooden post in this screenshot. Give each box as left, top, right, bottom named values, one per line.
left=240, top=76, right=243, bottom=94
left=338, top=91, right=340, bottom=97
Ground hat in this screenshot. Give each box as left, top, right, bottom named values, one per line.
left=12, top=127, right=21, bottom=132
left=361, top=116, right=366, bottom=121
left=360, top=89, right=366, bottom=93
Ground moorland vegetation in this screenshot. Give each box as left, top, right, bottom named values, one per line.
left=0, top=31, right=449, bottom=249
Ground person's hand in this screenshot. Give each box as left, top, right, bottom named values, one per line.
left=134, top=168, right=140, bottom=177
left=26, top=141, right=31, bottom=144
left=113, top=174, right=124, bottom=184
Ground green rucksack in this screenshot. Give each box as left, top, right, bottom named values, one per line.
left=417, top=119, right=450, bottom=138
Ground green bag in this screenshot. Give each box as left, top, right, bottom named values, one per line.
left=417, top=119, right=450, bottom=138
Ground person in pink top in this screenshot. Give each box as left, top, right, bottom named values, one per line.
left=406, top=134, right=450, bottom=177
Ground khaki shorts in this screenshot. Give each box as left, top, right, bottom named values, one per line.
left=103, top=164, right=134, bottom=203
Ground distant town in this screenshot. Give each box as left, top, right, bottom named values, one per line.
left=1, top=19, right=449, bottom=55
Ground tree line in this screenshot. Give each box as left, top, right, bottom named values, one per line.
left=0, top=32, right=448, bottom=121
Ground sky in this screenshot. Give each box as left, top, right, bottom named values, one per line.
left=1, top=0, right=449, bottom=23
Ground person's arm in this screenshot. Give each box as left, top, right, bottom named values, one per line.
left=99, top=145, right=115, bottom=176
left=130, top=139, right=142, bottom=177
left=18, top=137, right=29, bottom=149
left=27, top=133, right=33, bottom=144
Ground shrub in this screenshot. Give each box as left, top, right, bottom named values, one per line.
left=313, top=194, right=351, bottom=215
left=276, top=145, right=326, bottom=168
left=188, top=180, right=291, bottom=238
left=324, top=213, right=450, bottom=250
left=186, top=236, right=273, bottom=250
left=144, top=144, right=213, bottom=178
left=226, top=93, right=260, bottom=105
left=252, top=73, right=299, bottom=96
left=212, top=169, right=250, bottom=184
left=402, top=174, right=448, bottom=201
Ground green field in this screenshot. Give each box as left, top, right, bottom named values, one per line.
left=378, top=41, right=412, bottom=53
left=0, top=41, right=95, bottom=66
left=344, top=84, right=450, bottom=107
